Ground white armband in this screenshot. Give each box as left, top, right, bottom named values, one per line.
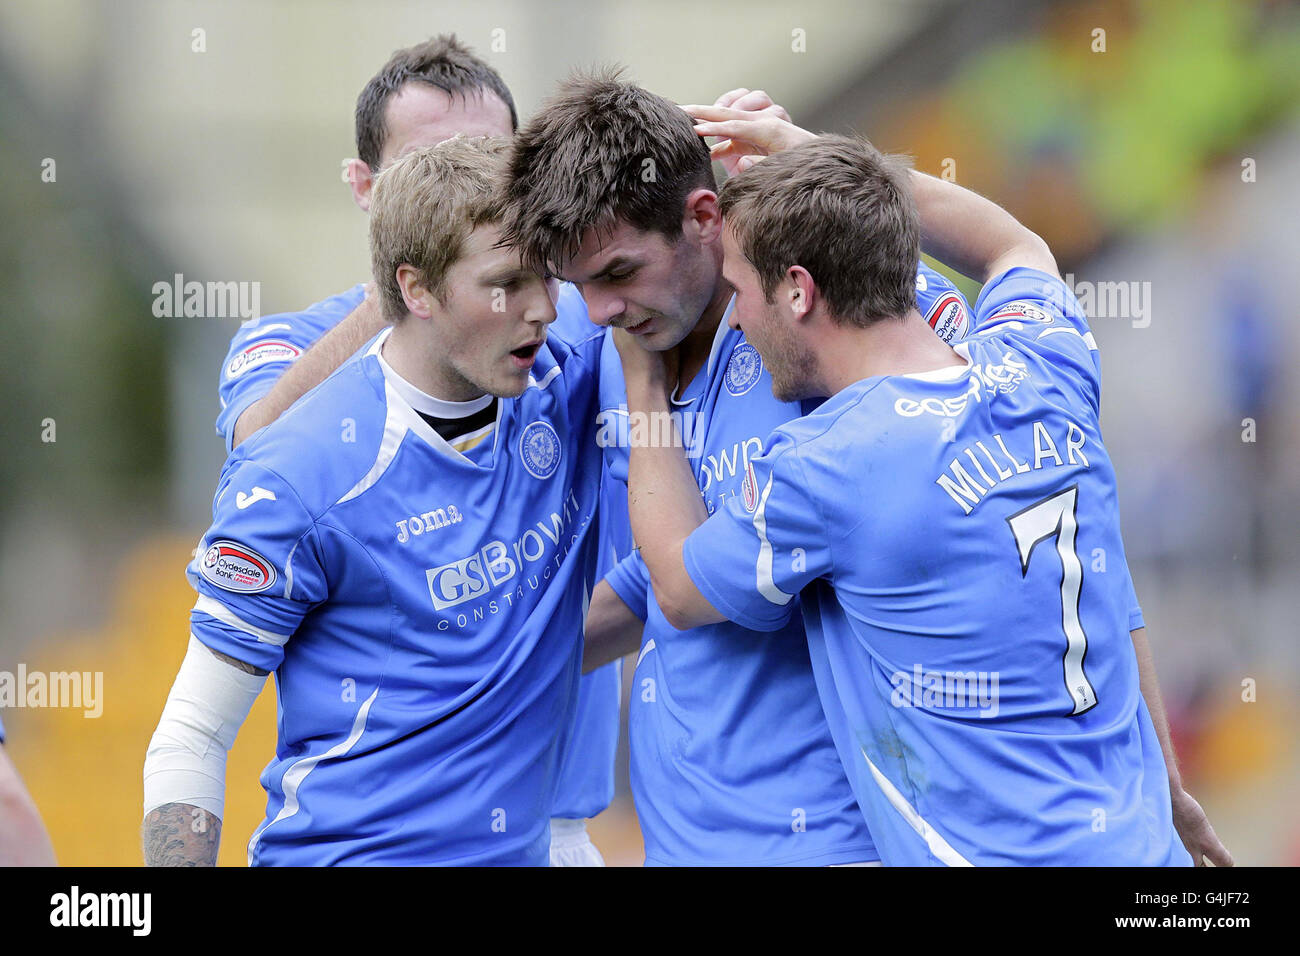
left=142, top=635, right=266, bottom=819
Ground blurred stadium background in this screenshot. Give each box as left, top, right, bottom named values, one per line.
left=0, top=0, right=1296, bottom=866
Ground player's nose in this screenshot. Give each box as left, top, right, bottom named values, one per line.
left=581, top=288, right=624, bottom=328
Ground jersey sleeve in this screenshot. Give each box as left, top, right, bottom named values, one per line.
left=603, top=547, right=651, bottom=623
left=974, top=267, right=1101, bottom=410
left=188, top=459, right=328, bottom=673
left=597, top=331, right=631, bottom=484
left=1122, top=564, right=1145, bottom=632
left=682, top=431, right=830, bottom=632
left=215, top=285, right=366, bottom=451
left=915, top=261, right=973, bottom=344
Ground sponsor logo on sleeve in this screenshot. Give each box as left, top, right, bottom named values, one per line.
left=724, top=343, right=763, bottom=397
left=235, top=487, right=277, bottom=510
left=200, top=541, right=277, bottom=593
left=225, top=340, right=301, bottom=379
left=987, top=300, right=1052, bottom=324
left=519, top=421, right=562, bottom=479
left=925, top=293, right=970, bottom=343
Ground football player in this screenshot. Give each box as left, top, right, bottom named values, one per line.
left=144, top=138, right=604, bottom=865
left=612, top=113, right=1229, bottom=865
left=212, top=35, right=618, bottom=865
left=504, top=70, right=973, bottom=865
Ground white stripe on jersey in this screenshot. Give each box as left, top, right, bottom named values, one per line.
left=247, top=687, right=380, bottom=865
left=193, top=594, right=290, bottom=646
left=860, top=747, right=972, bottom=867
left=753, top=471, right=795, bottom=606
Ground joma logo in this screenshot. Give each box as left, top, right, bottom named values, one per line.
left=396, top=505, right=463, bottom=543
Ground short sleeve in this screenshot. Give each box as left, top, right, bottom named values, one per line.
left=682, top=431, right=830, bottom=632
left=974, top=267, right=1101, bottom=408
left=1122, top=564, right=1145, bottom=632
left=215, top=284, right=366, bottom=451
left=915, top=261, right=973, bottom=344
left=604, top=548, right=651, bottom=623
left=188, top=459, right=328, bottom=673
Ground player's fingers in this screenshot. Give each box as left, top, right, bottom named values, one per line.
left=712, top=88, right=751, bottom=108
left=690, top=118, right=772, bottom=139
left=729, top=89, right=774, bottom=112
left=682, top=104, right=749, bottom=122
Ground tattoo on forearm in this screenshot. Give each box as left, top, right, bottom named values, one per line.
left=142, top=803, right=222, bottom=866
left=207, top=646, right=269, bottom=677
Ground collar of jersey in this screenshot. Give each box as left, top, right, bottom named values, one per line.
left=900, top=341, right=973, bottom=382
left=368, top=328, right=503, bottom=467
left=670, top=294, right=737, bottom=407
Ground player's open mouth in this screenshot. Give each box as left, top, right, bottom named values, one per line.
left=625, top=317, right=653, bottom=335
left=510, top=342, right=541, bottom=369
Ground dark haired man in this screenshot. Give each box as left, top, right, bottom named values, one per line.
left=612, top=113, right=1229, bottom=865
left=506, top=70, right=972, bottom=865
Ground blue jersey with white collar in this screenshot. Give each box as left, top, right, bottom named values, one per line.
left=682, top=268, right=1183, bottom=866
left=598, top=263, right=969, bottom=865
left=214, top=280, right=620, bottom=824
left=193, top=325, right=603, bottom=865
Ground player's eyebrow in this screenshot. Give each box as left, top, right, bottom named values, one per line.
left=587, top=256, right=639, bottom=281
left=481, top=264, right=531, bottom=285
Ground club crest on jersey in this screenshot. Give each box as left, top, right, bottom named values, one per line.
left=725, top=343, right=763, bottom=396
left=226, top=340, right=301, bottom=379
left=989, top=300, right=1052, bottom=324
left=200, top=540, right=276, bottom=593
left=519, top=421, right=561, bottom=479
left=925, top=293, right=970, bottom=343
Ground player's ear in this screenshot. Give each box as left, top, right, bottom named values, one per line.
left=786, top=266, right=815, bottom=320
left=348, top=159, right=376, bottom=213
left=396, top=264, right=434, bottom=319
left=682, top=188, right=723, bottom=245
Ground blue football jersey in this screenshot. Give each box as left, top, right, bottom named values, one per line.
left=214, top=279, right=621, bottom=824
left=216, top=284, right=367, bottom=451
left=596, top=263, right=971, bottom=865
left=683, top=267, right=1186, bottom=866
left=191, top=325, right=603, bottom=866
left=546, top=281, right=625, bottom=820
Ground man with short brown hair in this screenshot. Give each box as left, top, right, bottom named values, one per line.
left=145, top=138, right=606, bottom=866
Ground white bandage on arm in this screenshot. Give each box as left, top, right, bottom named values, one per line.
left=143, top=635, right=266, bottom=820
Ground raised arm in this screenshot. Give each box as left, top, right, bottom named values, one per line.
left=684, top=104, right=1058, bottom=284
left=142, top=639, right=267, bottom=866
left=612, top=332, right=724, bottom=632
left=231, top=287, right=386, bottom=447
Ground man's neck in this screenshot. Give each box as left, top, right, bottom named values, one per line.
left=817, top=310, right=967, bottom=395
left=676, top=278, right=734, bottom=389
left=382, top=323, right=485, bottom=403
